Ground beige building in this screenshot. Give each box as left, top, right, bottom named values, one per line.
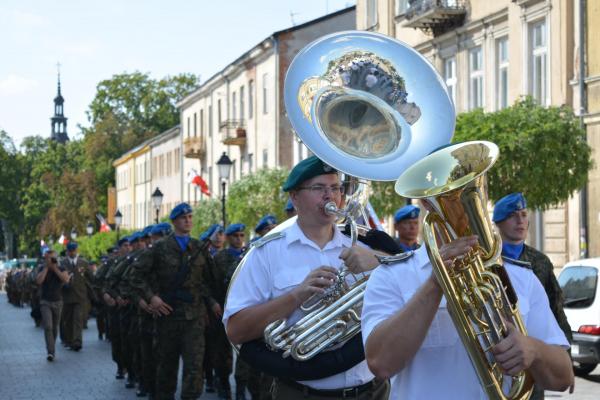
left=356, top=0, right=583, bottom=267
left=113, top=126, right=181, bottom=230
left=177, top=7, right=356, bottom=205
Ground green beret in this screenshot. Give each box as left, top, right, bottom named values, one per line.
left=282, top=156, right=338, bottom=192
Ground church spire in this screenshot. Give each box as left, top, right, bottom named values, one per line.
left=50, top=62, right=69, bottom=143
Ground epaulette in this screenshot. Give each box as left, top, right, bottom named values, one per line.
left=502, top=255, right=532, bottom=269
left=376, top=251, right=414, bottom=266
left=250, top=231, right=286, bottom=249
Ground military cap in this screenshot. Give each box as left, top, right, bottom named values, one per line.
left=66, top=242, right=78, bottom=251
left=225, top=223, right=245, bottom=236
left=128, top=232, right=142, bottom=244
left=117, top=237, right=129, bottom=247
left=394, top=205, right=420, bottom=223
left=284, top=198, right=294, bottom=212
left=169, top=202, right=193, bottom=220
left=200, top=224, right=224, bottom=241
left=255, top=215, right=277, bottom=233
left=493, top=192, right=527, bottom=222
left=282, top=156, right=338, bottom=192
left=150, top=222, right=172, bottom=236
left=141, top=225, right=154, bottom=237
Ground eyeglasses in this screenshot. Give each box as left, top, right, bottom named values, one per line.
left=297, top=184, right=345, bottom=196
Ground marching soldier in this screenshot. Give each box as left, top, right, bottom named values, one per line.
left=393, top=204, right=421, bottom=253
left=60, top=242, right=92, bottom=351
left=493, top=192, right=573, bottom=400
left=201, top=224, right=226, bottom=257
left=284, top=198, right=296, bottom=219
left=250, top=215, right=277, bottom=245
left=129, top=203, right=217, bottom=400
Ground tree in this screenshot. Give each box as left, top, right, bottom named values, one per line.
left=191, top=199, right=223, bottom=239
left=368, top=181, right=407, bottom=218
left=0, top=129, right=24, bottom=257
left=226, top=168, right=289, bottom=231
left=453, top=97, right=592, bottom=209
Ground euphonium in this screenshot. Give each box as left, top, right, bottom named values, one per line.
left=227, top=30, right=455, bottom=361
left=395, top=141, right=534, bottom=400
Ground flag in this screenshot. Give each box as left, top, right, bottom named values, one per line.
left=187, top=169, right=211, bottom=196
left=96, top=213, right=112, bottom=232
left=58, top=233, right=68, bottom=246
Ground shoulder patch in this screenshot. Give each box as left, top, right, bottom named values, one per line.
left=502, top=255, right=532, bottom=269
left=250, top=231, right=286, bottom=249
left=376, top=251, right=414, bottom=266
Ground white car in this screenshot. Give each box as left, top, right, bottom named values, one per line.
left=558, top=258, right=600, bottom=375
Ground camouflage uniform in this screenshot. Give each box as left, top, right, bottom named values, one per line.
left=92, top=259, right=111, bottom=339
left=129, top=234, right=216, bottom=400
left=60, top=256, right=91, bottom=349
left=102, top=254, right=128, bottom=374
left=518, top=244, right=573, bottom=400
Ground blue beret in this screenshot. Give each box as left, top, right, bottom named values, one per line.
left=128, top=232, right=142, bottom=244
left=169, top=202, right=193, bottom=220
left=200, top=224, right=224, bottom=241
left=118, top=237, right=129, bottom=246
left=282, top=156, right=338, bottom=192
left=66, top=242, right=78, bottom=251
left=141, top=225, right=154, bottom=237
left=151, top=222, right=172, bottom=236
left=394, top=205, right=420, bottom=223
left=493, top=193, right=527, bottom=222
left=255, top=215, right=277, bottom=233
left=225, top=223, right=246, bottom=236
left=284, top=198, right=294, bottom=212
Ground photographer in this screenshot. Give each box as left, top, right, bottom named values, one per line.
left=36, top=249, right=70, bottom=361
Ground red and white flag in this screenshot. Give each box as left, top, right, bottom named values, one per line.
left=187, top=169, right=211, bottom=196
left=96, top=213, right=112, bottom=232
left=58, top=233, right=68, bottom=245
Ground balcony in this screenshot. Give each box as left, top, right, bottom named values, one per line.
left=401, top=0, right=467, bottom=36
left=219, top=119, right=247, bottom=146
left=183, top=136, right=206, bottom=159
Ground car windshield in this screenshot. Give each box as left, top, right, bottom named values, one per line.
left=558, top=266, right=598, bottom=309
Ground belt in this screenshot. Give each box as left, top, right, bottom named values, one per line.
left=279, top=378, right=381, bottom=398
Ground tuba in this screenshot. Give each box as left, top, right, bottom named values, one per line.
left=256, top=30, right=455, bottom=361
left=395, top=141, right=534, bottom=400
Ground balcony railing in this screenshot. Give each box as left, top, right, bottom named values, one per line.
left=402, top=0, right=467, bottom=36
left=183, top=136, right=206, bottom=159
left=219, top=119, right=247, bottom=146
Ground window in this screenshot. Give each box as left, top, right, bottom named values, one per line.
left=496, top=37, right=509, bottom=109
left=262, top=149, right=268, bottom=168
left=262, top=73, right=268, bottom=114
left=469, top=47, right=483, bottom=109
left=200, top=109, right=204, bottom=136
left=530, top=20, right=548, bottom=105
left=208, top=166, right=213, bottom=192
left=559, top=266, right=598, bottom=309
left=232, top=91, right=237, bottom=120
left=193, top=112, right=197, bottom=137
left=444, top=57, right=457, bottom=106
left=240, top=85, right=245, bottom=121
left=209, top=105, right=213, bottom=137
left=167, top=152, right=172, bottom=176
left=248, top=80, right=254, bottom=119
left=248, top=153, right=253, bottom=173
left=366, top=0, right=378, bottom=28
left=218, top=99, right=222, bottom=126
left=396, top=0, right=409, bottom=15
left=174, top=149, right=180, bottom=173
left=240, top=155, right=244, bottom=177
left=186, top=117, right=190, bottom=138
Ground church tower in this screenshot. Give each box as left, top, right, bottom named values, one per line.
left=50, top=64, right=69, bottom=143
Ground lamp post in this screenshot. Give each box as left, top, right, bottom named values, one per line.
left=115, top=210, right=123, bottom=241
left=70, top=228, right=77, bottom=241
left=151, top=187, right=164, bottom=224
left=86, top=222, right=94, bottom=237
left=216, top=152, right=233, bottom=227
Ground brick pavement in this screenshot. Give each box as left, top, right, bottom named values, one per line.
left=0, top=293, right=224, bottom=400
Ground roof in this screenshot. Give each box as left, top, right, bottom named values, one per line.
left=112, top=125, right=180, bottom=167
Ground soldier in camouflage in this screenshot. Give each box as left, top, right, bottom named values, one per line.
left=493, top=192, right=573, bottom=400
left=129, top=203, right=218, bottom=400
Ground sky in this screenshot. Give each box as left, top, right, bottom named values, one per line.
left=0, top=0, right=356, bottom=147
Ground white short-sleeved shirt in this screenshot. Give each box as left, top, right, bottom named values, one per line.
left=223, top=220, right=374, bottom=390
left=361, top=245, right=569, bottom=400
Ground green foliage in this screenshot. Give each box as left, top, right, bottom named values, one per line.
left=226, top=168, right=289, bottom=231
left=191, top=199, right=222, bottom=239
left=368, top=181, right=406, bottom=217
left=51, top=230, right=132, bottom=261
left=454, top=97, right=592, bottom=210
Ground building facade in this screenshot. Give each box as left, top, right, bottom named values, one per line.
left=357, top=0, right=584, bottom=268
left=177, top=7, right=356, bottom=204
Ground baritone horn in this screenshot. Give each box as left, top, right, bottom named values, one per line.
left=395, top=141, right=534, bottom=400
left=256, top=30, right=455, bottom=361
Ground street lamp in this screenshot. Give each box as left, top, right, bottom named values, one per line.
left=86, top=222, right=94, bottom=237
left=151, top=187, right=164, bottom=224
left=70, top=228, right=77, bottom=240
left=114, top=209, right=123, bottom=241
left=216, top=152, right=233, bottom=227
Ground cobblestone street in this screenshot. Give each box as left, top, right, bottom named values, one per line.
left=1, top=293, right=599, bottom=399
left=0, top=293, right=223, bottom=400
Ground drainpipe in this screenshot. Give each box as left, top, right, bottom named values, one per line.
left=274, top=35, right=280, bottom=167
left=579, top=0, right=588, bottom=258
